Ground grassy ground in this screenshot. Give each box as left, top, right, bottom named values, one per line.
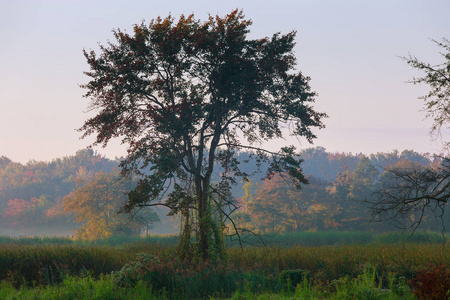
left=0, top=231, right=448, bottom=299
left=0, top=269, right=417, bottom=299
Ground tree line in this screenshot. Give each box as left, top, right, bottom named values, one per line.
left=0, top=149, right=158, bottom=239
left=234, top=149, right=445, bottom=234
left=0, top=147, right=442, bottom=239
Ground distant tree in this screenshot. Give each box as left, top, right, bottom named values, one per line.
left=325, top=157, right=380, bottom=230
left=328, top=152, right=361, bottom=177
left=299, top=147, right=331, bottom=178
left=231, top=179, right=259, bottom=236
left=369, top=150, right=401, bottom=170
left=349, top=157, right=379, bottom=200
left=300, top=147, right=361, bottom=180
left=0, top=156, right=11, bottom=171
left=373, top=160, right=448, bottom=231
left=245, top=174, right=293, bottom=233
left=398, top=150, right=432, bottom=166
left=289, top=176, right=333, bottom=231
left=2, top=195, right=55, bottom=228
left=0, top=150, right=122, bottom=233
left=63, top=170, right=159, bottom=241
left=239, top=174, right=336, bottom=233
left=372, top=39, right=450, bottom=233
left=80, top=10, right=326, bottom=259
left=0, top=162, right=32, bottom=206
left=329, top=168, right=354, bottom=229
left=3, top=199, right=30, bottom=227
left=346, top=157, right=379, bottom=229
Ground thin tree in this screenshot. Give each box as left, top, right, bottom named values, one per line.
left=371, top=39, right=450, bottom=234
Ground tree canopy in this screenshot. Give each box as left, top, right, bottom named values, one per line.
left=80, top=10, right=326, bottom=259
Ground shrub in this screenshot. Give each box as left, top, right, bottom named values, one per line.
left=411, top=265, right=450, bottom=299
left=278, top=269, right=310, bottom=291
left=112, top=253, right=161, bottom=287
left=112, top=253, right=243, bottom=299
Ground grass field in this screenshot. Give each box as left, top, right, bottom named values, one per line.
left=0, top=231, right=448, bottom=299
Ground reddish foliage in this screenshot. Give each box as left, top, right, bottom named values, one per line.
left=4, top=199, right=30, bottom=217
left=411, top=265, right=450, bottom=299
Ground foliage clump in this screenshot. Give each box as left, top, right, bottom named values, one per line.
left=278, top=269, right=310, bottom=291
left=112, top=253, right=160, bottom=287
left=411, top=265, right=450, bottom=299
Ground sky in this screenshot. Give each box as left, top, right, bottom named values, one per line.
left=1, top=0, right=449, bottom=163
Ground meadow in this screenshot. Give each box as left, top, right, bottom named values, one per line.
left=0, top=231, right=448, bottom=299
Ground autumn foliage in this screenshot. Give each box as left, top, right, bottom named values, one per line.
left=411, top=265, right=450, bottom=299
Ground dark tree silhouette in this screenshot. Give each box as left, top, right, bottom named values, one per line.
left=80, top=10, right=326, bottom=260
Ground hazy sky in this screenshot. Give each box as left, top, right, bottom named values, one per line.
left=1, top=0, right=449, bottom=163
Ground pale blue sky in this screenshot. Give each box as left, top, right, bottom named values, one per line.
left=1, top=0, right=449, bottom=163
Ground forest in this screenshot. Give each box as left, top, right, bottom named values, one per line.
left=0, top=147, right=445, bottom=239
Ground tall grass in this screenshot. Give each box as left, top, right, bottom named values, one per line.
left=0, top=231, right=448, bottom=298
left=0, top=244, right=132, bottom=286
left=231, top=231, right=376, bottom=247
left=0, top=242, right=447, bottom=295
left=375, top=231, right=446, bottom=244
left=0, top=234, right=180, bottom=247
left=0, top=275, right=159, bottom=300
left=0, top=235, right=75, bottom=246
left=0, top=231, right=446, bottom=247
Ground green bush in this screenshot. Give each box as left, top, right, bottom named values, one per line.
left=278, top=269, right=310, bottom=291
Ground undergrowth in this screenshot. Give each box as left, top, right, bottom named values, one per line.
left=0, top=231, right=448, bottom=299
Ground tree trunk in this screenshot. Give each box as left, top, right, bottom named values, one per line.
left=196, top=178, right=209, bottom=260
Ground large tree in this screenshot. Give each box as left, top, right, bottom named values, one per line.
left=80, top=10, right=326, bottom=260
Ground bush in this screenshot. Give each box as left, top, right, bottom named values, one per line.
left=112, top=253, right=243, bottom=299
left=411, top=265, right=450, bottom=299
left=278, top=269, right=310, bottom=291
